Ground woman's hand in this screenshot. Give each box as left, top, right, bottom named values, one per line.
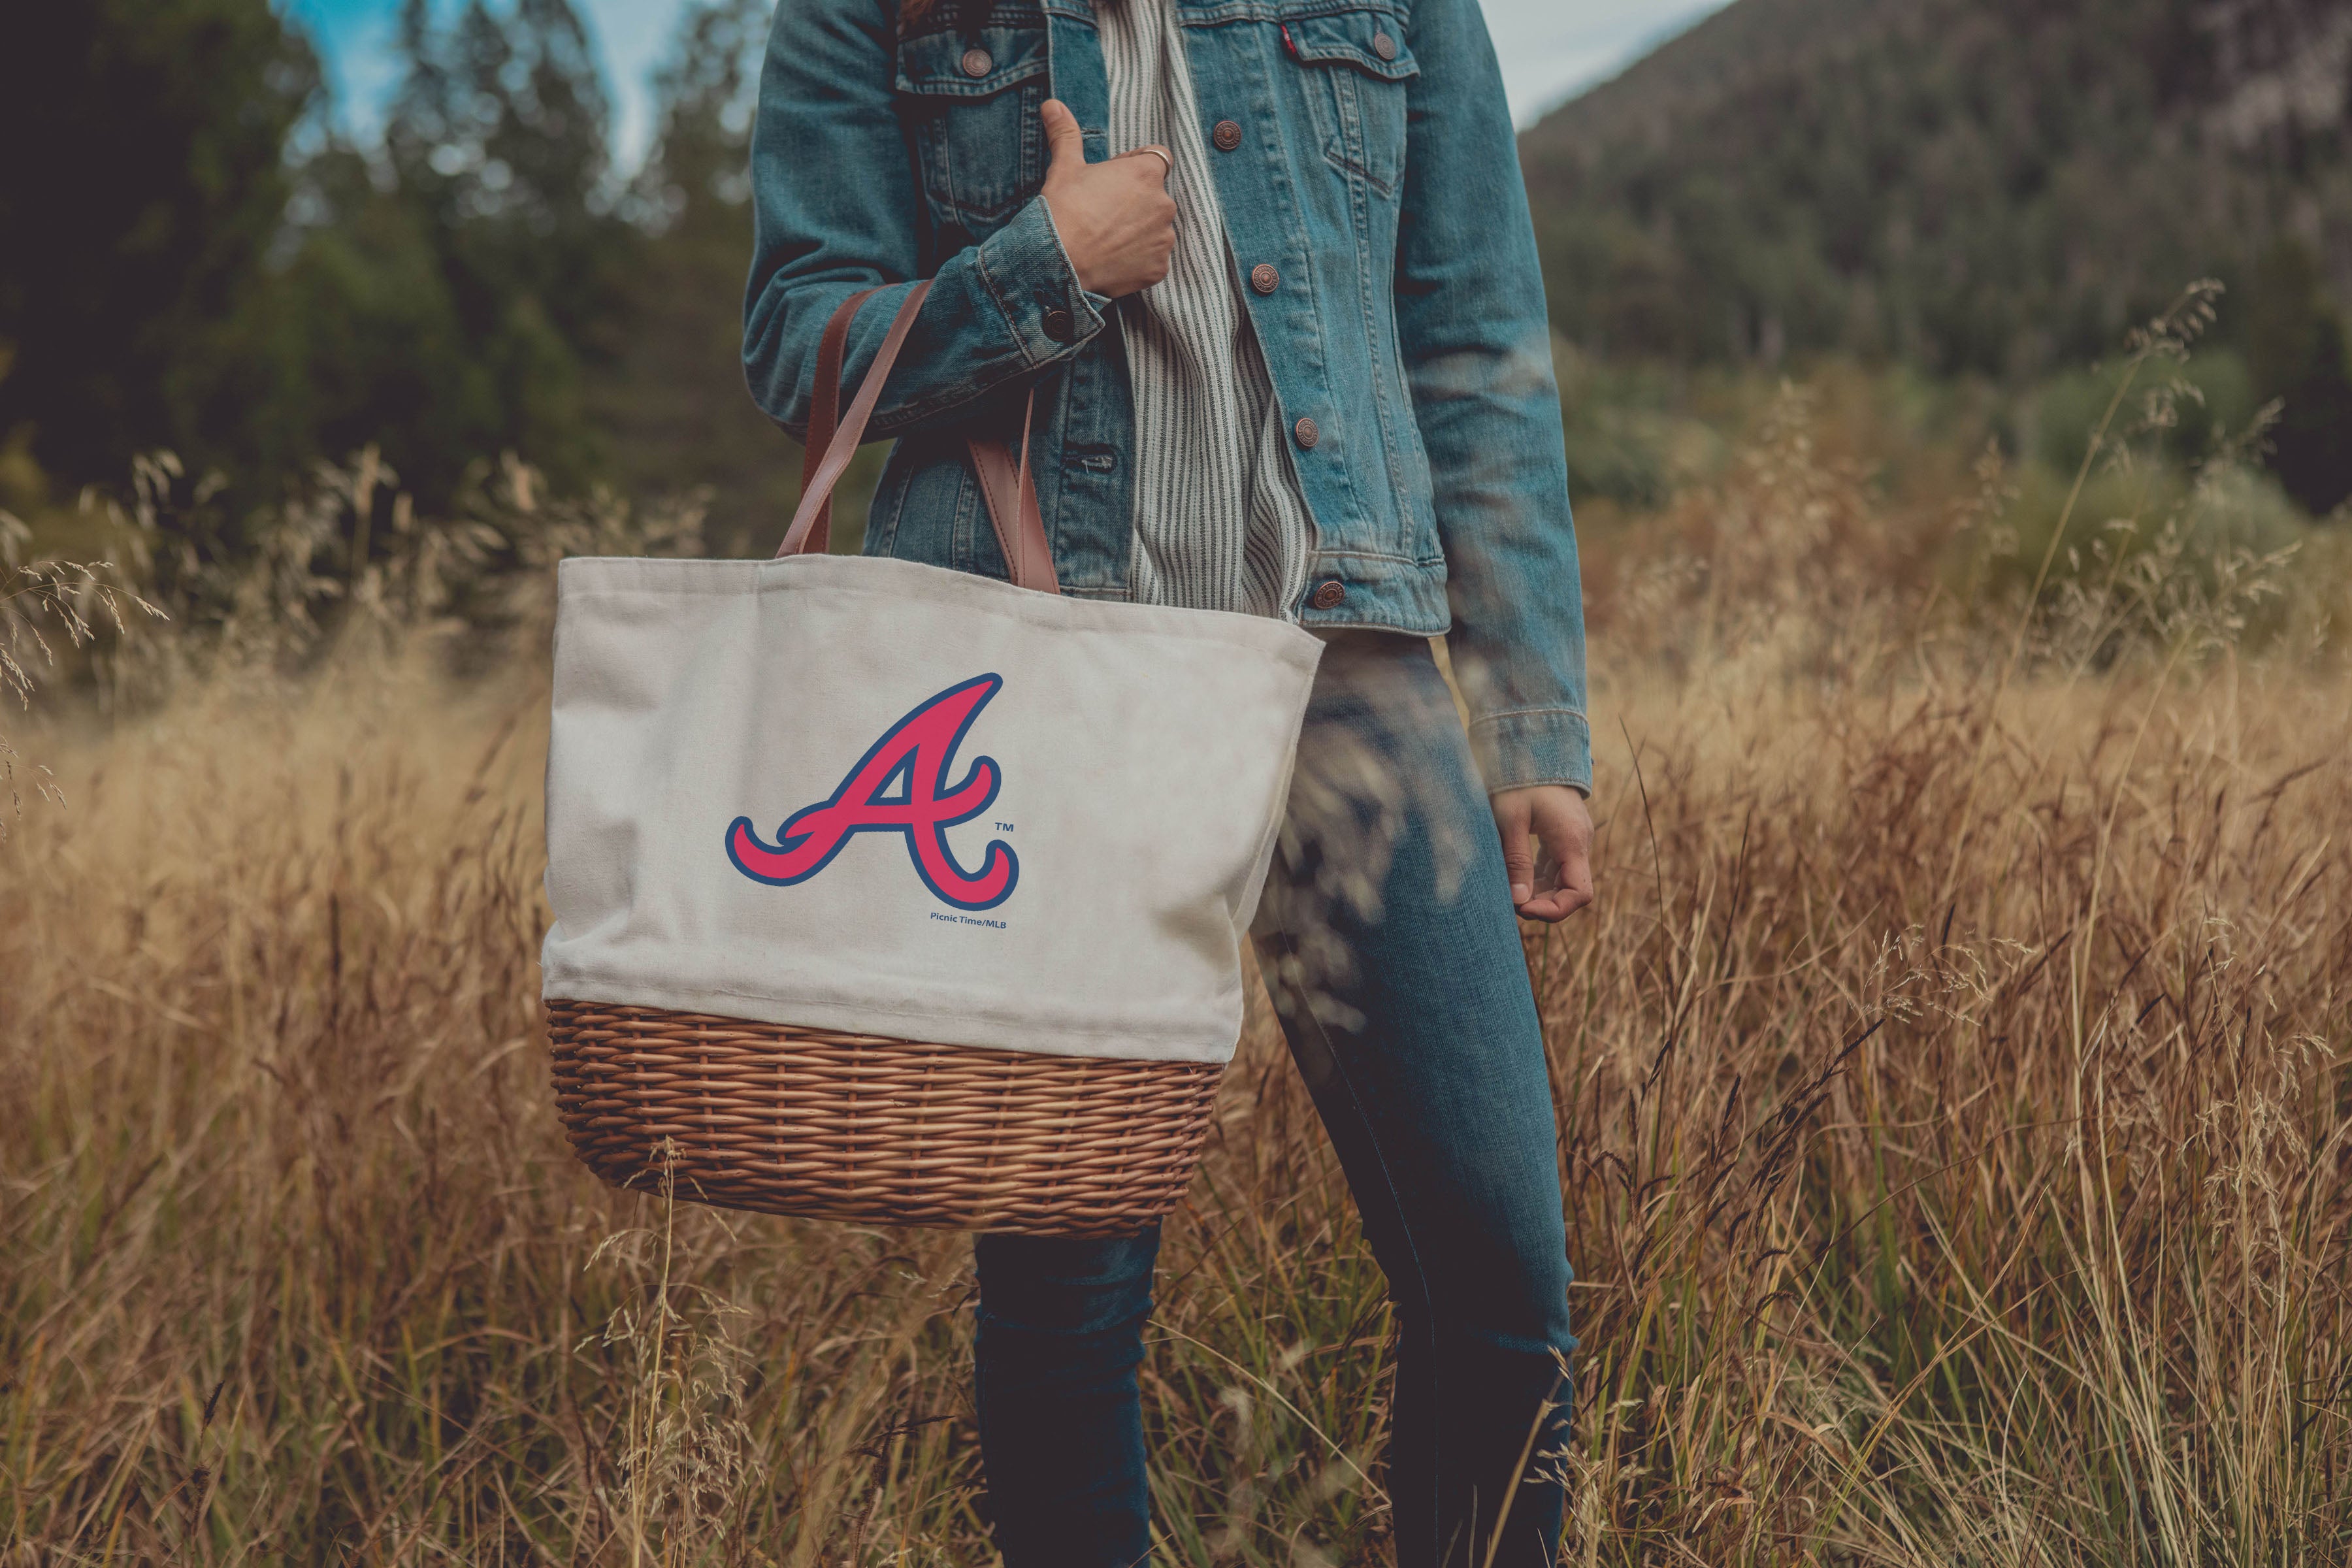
left=1492, top=785, right=1594, bottom=923
left=1039, top=99, right=1175, bottom=298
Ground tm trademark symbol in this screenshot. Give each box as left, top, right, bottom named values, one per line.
left=995, top=822, right=1015, bottom=832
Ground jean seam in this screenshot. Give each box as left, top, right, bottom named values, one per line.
left=1288, top=987, right=1441, bottom=1564
left=1469, top=706, right=1592, bottom=727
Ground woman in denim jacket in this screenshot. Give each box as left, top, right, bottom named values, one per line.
left=746, top=0, right=1593, bottom=1561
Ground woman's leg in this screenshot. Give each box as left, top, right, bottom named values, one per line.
left=971, top=634, right=1573, bottom=1567
left=1254, top=632, right=1578, bottom=1568
left=972, top=1226, right=1160, bottom=1567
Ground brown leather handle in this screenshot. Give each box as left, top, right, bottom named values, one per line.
left=779, top=282, right=932, bottom=558
left=966, top=393, right=1058, bottom=595
left=794, top=285, right=883, bottom=557
left=779, top=283, right=1060, bottom=596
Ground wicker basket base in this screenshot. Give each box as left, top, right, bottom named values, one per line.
left=546, top=1000, right=1224, bottom=1237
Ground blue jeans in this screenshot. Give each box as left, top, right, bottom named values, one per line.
left=973, top=633, right=1577, bottom=1567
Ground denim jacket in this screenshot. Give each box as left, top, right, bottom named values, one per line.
left=745, top=0, right=1591, bottom=793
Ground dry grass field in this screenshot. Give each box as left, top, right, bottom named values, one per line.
left=4, top=345, right=2350, bottom=1563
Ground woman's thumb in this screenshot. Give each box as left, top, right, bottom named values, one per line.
left=1495, top=797, right=1536, bottom=906
left=1041, top=99, right=1088, bottom=170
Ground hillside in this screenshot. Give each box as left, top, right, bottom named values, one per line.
left=1519, top=0, right=2352, bottom=378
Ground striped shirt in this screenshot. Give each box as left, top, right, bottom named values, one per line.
left=1093, top=0, right=1316, bottom=619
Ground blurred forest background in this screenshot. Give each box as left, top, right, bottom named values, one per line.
left=3, top=0, right=2349, bottom=579
left=1, top=0, right=784, bottom=563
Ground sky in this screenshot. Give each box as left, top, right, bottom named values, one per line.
left=284, top=0, right=1732, bottom=160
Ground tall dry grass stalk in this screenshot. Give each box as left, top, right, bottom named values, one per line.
left=3, top=341, right=2347, bottom=1562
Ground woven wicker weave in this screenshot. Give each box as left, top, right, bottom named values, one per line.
left=546, top=1000, right=1224, bottom=1237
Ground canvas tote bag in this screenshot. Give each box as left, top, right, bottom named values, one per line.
left=542, top=282, right=1324, bottom=1235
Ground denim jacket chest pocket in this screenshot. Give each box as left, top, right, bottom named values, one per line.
left=1281, top=6, right=1419, bottom=197
left=895, top=24, right=1050, bottom=248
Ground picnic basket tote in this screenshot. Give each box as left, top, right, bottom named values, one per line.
left=540, top=282, right=1322, bottom=1236
left=545, top=1007, right=1224, bottom=1236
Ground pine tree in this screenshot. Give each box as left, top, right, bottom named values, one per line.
left=594, top=0, right=806, bottom=553
left=0, top=0, right=318, bottom=491
left=374, top=0, right=638, bottom=498
left=2247, top=238, right=2352, bottom=518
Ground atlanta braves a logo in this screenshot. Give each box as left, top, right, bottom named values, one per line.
left=725, top=674, right=1018, bottom=911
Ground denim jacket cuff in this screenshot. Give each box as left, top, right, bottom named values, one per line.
left=975, top=197, right=1108, bottom=367
left=1469, top=708, right=1593, bottom=797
